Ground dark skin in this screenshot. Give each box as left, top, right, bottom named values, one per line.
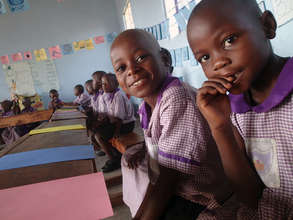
left=187, top=0, right=288, bottom=208
left=111, top=29, right=180, bottom=220
left=49, top=92, right=63, bottom=109
left=64, top=88, right=81, bottom=106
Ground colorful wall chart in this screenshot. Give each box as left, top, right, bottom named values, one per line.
left=6, top=0, right=30, bottom=13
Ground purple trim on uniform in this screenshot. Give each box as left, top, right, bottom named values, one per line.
left=158, top=149, right=201, bottom=166
left=21, top=107, right=35, bottom=113
left=229, top=57, right=293, bottom=113
left=2, top=111, right=14, bottom=117
left=138, top=75, right=181, bottom=129
left=105, top=88, right=120, bottom=103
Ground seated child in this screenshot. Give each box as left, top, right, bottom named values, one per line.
left=48, top=89, right=63, bottom=110
left=64, top=84, right=91, bottom=110
left=94, top=73, right=136, bottom=173
left=161, top=47, right=174, bottom=75
left=0, top=100, right=20, bottom=145
left=16, top=98, right=39, bottom=136
left=110, top=29, right=233, bottom=219
left=187, top=0, right=293, bottom=219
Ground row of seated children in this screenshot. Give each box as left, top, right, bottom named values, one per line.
left=0, top=98, right=39, bottom=146
left=104, top=0, right=293, bottom=218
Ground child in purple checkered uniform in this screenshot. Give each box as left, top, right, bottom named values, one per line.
left=111, top=29, right=234, bottom=220
left=188, top=0, right=293, bottom=219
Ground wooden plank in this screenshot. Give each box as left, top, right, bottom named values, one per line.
left=0, top=159, right=95, bottom=190
left=51, top=111, right=87, bottom=121
left=0, top=109, right=53, bottom=129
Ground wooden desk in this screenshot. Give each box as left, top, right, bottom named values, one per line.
left=0, top=118, right=96, bottom=190
left=51, top=109, right=87, bottom=121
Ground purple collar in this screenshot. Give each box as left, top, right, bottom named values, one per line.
left=229, top=57, right=293, bottom=113
left=138, top=76, right=181, bottom=129
left=105, top=88, right=120, bottom=103
left=93, top=90, right=103, bottom=102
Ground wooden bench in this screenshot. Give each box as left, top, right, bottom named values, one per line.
left=110, top=131, right=144, bottom=154
left=0, top=109, right=53, bottom=129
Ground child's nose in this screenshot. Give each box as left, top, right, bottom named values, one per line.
left=213, top=57, right=231, bottom=72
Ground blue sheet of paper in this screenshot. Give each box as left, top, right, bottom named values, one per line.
left=174, top=12, right=187, bottom=31
left=180, top=6, right=191, bottom=21
left=0, top=145, right=95, bottom=171
left=188, top=47, right=198, bottom=66
left=7, top=0, right=29, bottom=13
left=182, top=46, right=189, bottom=61
left=152, top=25, right=158, bottom=40
left=0, top=0, right=7, bottom=14
left=61, top=43, right=74, bottom=55
left=156, top=24, right=162, bottom=40
left=106, top=32, right=117, bottom=43
left=175, top=48, right=183, bottom=67
left=170, top=49, right=176, bottom=66
left=160, top=20, right=170, bottom=39
left=188, top=0, right=196, bottom=11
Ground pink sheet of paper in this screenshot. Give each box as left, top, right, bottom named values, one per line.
left=94, top=36, right=105, bottom=44
left=49, top=45, right=62, bottom=59
left=23, top=51, right=33, bottom=60
left=0, top=173, right=113, bottom=220
left=0, top=55, right=9, bottom=64
left=11, top=52, right=23, bottom=62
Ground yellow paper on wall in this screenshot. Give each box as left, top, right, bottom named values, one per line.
left=73, top=41, right=80, bottom=51
left=85, top=38, right=94, bottom=50
left=29, top=124, right=86, bottom=135
left=34, top=49, right=47, bottom=61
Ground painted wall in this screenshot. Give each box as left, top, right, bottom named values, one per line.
left=0, top=0, right=122, bottom=107
left=115, top=0, right=293, bottom=91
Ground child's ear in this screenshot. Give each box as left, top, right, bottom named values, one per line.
left=261, top=10, right=277, bottom=39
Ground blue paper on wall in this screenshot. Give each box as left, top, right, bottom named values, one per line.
left=106, top=32, right=117, bottom=43
left=61, top=43, right=74, bottom=55
left=152, top=25, right=158, bottom=39
left=174, top=12, right=187, bottom=31
left=156, top=24, right=162, bottom=40
left=188, top=47, right=198, bottom=66
left=175, top=48, right=183, bottom=67
left=0, top=145, right=95, bottom=171
left=170, top=49, right=176, bottom=66
left=180, top=6, right=191, bottom=21
left=182, top=47, right=189, bottom=61
left=7, top=0, right=30, bottom=13
left=188, top=0, right=196, bottom=11
left=160, top=20, right=170, bottom=39
left=0, top=0, right=7, bottom=14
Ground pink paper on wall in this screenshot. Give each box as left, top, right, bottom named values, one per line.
left=23, top=51, right=33, bottom=60
left=0, top=173, right=113, bottom=220
left=49, top=45, right=62, bottom=59
left=11, top=52, right=23, bottom=62
left=94, top=36, right=105, bottom=44
left=0, top=55, right=9, bottom=64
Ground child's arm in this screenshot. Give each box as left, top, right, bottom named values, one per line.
left=134, top=165, right=180, bottom=220
left=111, top=117, right=122, bottom=138
left=197, top=77, right=264, bottom=208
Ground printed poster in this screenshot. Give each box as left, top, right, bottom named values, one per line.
left=271, top=0, right=293, bottom=26
left=85, top=38, right=94, bottom=50
left=23, top=51, right=32, bottom=60
left=34, top=48, right=47, bottom=61
left=11, top=52, right=23, bottom=62
left=7, top=0, right=30, bottom=13
left=61, top=43, right=74, bottom=55
left=0, top=0, right=7, bottom=14
left=49, top=45, right=62, bottom=59
left=1, top=55, right=9, bottom=64
left=94, top=36, right=105, bottom=44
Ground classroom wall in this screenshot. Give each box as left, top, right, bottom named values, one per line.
left=115, top=0, right=293, bottom=91
left=0, top=0, right=122, bottom=106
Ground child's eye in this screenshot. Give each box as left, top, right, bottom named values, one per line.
left=223, top=35, right=238, bottom=48
left=199, top=55, right=210, bottom=63
left=116, top=65, right=126, bottom=73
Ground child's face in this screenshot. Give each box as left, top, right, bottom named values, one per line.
left=85, top=83, right=94, bottom=95
left=101, top=76, right=114, bottom=93
left=187, top=5, right=273, bottom=94
left=92, top=75, right=102, bottom=91
left=1, top=102, right=11, bottom=112
left=74, top=88, right=80, bottom=96
left=50, top=92, right=59, bottom=101
left=23, top=100, right=32, bottom=109
left=111, top=31, right=166, bottom=99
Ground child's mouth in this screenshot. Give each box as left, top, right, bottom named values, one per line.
left=130, top=78, right=147, bottom=88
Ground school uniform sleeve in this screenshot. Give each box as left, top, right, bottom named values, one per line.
left=157, top=86, right=211, bottom=175
left=112, top=92, right=128, bottom=120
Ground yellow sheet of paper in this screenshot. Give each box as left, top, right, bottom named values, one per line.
left=29, top=124, right=86, bottom=135
left=34, top=49, right=47, bottom=61
left=73, top=41, right=80, bottom=51
left=85, top=39, right=94, bottom=50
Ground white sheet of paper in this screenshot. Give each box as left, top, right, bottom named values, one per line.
left=272, top=0, right=293, bottom=26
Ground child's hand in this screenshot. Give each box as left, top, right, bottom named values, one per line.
left=197, top=77, right=234, bottom=130
left=126, top=147, right=146, bottom=169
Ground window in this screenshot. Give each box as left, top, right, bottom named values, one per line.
left=163, top=0, right=189, bottom=38
left=123, top=1, right=135, bottom=30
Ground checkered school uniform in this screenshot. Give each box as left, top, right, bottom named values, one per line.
left=91, top=90, right=106, bottom=114
left=229, top=58, right=293, bottom=220
left=1, top=111, right=20, bottom=145
left=103, top=89, right=135, bottom=124
left=123, top=76, right=237, bottom=218
left=73, top=93, right=91, bottom=107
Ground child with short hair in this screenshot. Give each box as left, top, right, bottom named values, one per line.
left=64, top=85, right=91, bottom=109
left=48, top=89, right=63, bottom=110
left=187, top=0, right=293, bottom=219
left=110, top=29, right=232, bottom=219
left=94, top=73, right=136, bottom=173
left=161, top=47, right=174, bottom=75
left=0, top=100, right=20, bottom=145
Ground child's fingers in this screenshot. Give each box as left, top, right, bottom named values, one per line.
left=205, top=78, right=233, bottom=90
left=201, top=81, right=227, bottom=94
